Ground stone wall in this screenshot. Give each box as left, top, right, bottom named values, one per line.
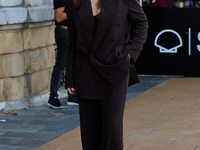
left=0, top=0, right=65, bottom=110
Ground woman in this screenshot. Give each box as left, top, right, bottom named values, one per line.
left=65, top=0, right=148, bottom=149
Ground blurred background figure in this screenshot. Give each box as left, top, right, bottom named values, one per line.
left=149, top=0, right=173, bottom=7
left=48, top=0, right=78, bottom=109
left=172, top=0, right=200, bottom=8
left=194, top=0, right=200, bottom=7
left=142, top=0, right=150, bottom=7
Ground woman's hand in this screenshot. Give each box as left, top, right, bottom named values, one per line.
left=67, top=87, right=76, bottom=94
left=128, top=54, right=131, bottom=60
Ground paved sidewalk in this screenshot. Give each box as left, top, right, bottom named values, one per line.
left=0, top=76, right=179, bottom=150
left=36, top=77, right=200, bottom=150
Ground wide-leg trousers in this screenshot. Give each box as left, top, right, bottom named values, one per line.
left=78, top=75, right=129, bottom=150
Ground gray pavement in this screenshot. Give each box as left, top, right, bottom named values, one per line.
left=0, top=76, right=168, bottom=150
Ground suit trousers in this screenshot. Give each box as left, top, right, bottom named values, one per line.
left=78, top=75, right=129, bottom=150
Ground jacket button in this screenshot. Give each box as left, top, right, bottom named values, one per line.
left=117, top=24, right=120, bottom=27
left=112, top=40, right=115, bottom=42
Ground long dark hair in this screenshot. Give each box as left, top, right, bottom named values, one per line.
left=74, top=0, right=102, bottom=9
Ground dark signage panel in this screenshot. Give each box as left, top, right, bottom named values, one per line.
left=136, top=8, right=200, bottom=76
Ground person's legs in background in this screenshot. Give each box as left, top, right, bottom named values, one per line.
left=67, top=93, right=79, bottom=105
left=48, top=28, right=78, bottom=109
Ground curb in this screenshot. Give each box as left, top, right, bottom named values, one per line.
left=1, top=89, right=68, bottom=111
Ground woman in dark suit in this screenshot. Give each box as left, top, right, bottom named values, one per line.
left=65, top=0, right=148, bottom=149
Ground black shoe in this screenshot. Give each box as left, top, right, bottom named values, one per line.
left=47, top=97, right=63, bottom=109
left=67, top=94, right=79, bottom=106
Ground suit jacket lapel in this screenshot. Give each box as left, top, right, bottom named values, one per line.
left=76, top=0, right=96, bottom=38
left=92, top=0, right=118, bottom=52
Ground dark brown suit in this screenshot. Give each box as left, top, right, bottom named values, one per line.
left=65, top=0, right=148, bottom=149
left=65, top=0, right=148, bottom=98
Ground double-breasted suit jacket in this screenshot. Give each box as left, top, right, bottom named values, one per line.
left=65, top=0, right=148, bottom=99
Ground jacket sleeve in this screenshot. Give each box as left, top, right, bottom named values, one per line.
left=126, top=0, right=148, bottom=63
left=65, top=0, right=76, bottom=88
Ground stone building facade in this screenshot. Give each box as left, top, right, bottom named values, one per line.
left=0, top=0, right=64, bottom=110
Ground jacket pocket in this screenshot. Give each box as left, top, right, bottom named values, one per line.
left=104, top=44, right=128, bottom=65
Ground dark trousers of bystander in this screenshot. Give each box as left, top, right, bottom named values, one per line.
left=50, top=28, right=68, bottom=98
